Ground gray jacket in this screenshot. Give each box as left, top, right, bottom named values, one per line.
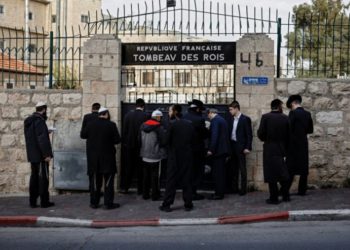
left=140, top=119, right=167, bottom=160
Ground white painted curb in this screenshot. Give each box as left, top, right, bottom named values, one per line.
left=289, top=209, right=350, bottom=221
left=37, top=217, right=92, bottom=227
left=159, top=218, right=218, bottom=226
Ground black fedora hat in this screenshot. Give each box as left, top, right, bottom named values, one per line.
left=286, top=95, right=302, bottom=109
left=188, top=99, right=205, bottom=111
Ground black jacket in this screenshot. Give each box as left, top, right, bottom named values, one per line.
left=183, top=109, right=208, bottom=152
left=227, top=113, right=253, bottom=151
left=165, top=118, right=194, bottom=176
left=208, top=115, right=231, bottom=157
left=287, top=107, right=314, bottom=175
left=81, top=118, right=121, bottom=174
left=24, top=112, right=53, bottom=163
left=257, top=111, right=290, bottom=183
left=80, top=112, right=99, bottom=171
left=122, top=109, right=149, bottom=149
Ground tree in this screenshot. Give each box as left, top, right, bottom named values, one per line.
left=285, top=0, right=350, bottom=77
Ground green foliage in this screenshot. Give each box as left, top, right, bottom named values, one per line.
left=285, top=0, right=350, bottom=77
left=52, top=63, right=80, bottom=89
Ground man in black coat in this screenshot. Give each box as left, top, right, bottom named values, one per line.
left=183, top=99, right=208, bottom=200
left=159, top=105, right=194, bottom=212
left=257, top=99, right=290, bottom=204
left=207, top=108, right=231, bottom=200
left=227, top=101, right=253, bottom=196
left=121, top=98, right=149, bottom=194
left=286, top=95, right=314, bottom=195
left=81, top=107, right=121, bottom=209
left=24, top=102, right=54, bottom=208
left=80, top=102, right=100, bottom=176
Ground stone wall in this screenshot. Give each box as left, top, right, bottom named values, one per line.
left=0, top=89, right=83, bottom=194
left=275, top=79, right=350, bottom=188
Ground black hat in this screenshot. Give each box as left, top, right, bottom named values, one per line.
left=286, top=95, right=302, bottom=109
left=188, top=99, right=205, bottom=111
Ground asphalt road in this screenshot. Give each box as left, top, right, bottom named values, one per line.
left=0, top=221, right=349, bottom=250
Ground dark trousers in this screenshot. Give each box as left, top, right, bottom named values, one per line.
left=268, top=181, right=289, bottom=201
left=211, top=156, right=226, bottom=197
left=142, top=161, right=160, bottom=199
left=228, top=141, right=247, bottom=193
left=288, top=174, right=308, bottom=195
left=162, top=162, right=192, bottom=207
left=29, top=162, right=50, bottom=206
left=191, top=151, right=205, bottom=194
left=89, top=173, right=115, bottom=206
left=123, top=147, right=143, bottom=193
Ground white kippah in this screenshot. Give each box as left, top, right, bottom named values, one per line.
left=35, top=101, right=47, bottom=107
left=98, top=107, right=108, bottom=113
left=151, top=110, right=163, bottom=117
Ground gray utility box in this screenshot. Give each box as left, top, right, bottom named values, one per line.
left=52, top=120, right=88, bottom=190
left=53, top=151, right=89, bottom=190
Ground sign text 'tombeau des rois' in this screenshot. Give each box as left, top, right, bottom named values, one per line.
left=122, top=42, right=236, bottom=65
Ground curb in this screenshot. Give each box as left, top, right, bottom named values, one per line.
left=1, top=209, right=350, bottom=228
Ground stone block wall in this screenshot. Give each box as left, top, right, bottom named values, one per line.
left=0, top=89, right=83, bottom=194
left=275, top=79, right=350, bottom=188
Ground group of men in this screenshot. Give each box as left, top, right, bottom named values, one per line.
left=23, top=94, right=313, bottom=211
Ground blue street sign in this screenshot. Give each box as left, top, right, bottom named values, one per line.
left=241, top=76, right=269, bottom=85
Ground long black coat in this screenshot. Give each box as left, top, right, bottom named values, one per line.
left=287, top=107, right=314, bottom=176
left=80, top=112, right=99, bottom=170
left=165, top=118, right=194, bottom=182
left=81, top=118, right=121, bottom=175
left=24, top=113, right=53, bottom=163
left=183, top=109, right=208, bottom=153
left=122, top=109, right=149, bottom=149
left=257, top=111, right=290, bottom=183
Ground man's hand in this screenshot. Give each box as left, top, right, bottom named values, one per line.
left=243, top=149, right=250, bottom=154
left=44, top=157, right=52, bottom=162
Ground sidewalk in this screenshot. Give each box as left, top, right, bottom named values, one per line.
left=0, top=188, right=349, bottom=227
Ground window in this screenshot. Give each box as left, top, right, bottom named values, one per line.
left=175, top=72, right=191, bottom=85
left=0, top=5, right=4, bottom=14
left=51, top=15, right=56, bottom=23
left=28, top=12, right=33, bottom=20
left=142, top=72, right=154, bottom=85
left=81, top=15, right=89, bottom=23
left=28, top=44, right=36, bottom=53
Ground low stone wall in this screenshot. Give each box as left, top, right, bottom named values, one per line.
left=275, top=79, right=350, bottom=188
left=0, top=89, right=83, bottom=194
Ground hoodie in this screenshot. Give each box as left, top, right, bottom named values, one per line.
left=139, top=119, right=167, bottom=162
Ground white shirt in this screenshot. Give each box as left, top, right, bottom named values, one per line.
left=231, top=113, right=241, bottom=141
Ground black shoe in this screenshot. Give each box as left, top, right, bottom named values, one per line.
left=184, top=204, right=194, bottom=212
left=119, top=189, right=129, bottom=194
left=265, top=199, right=280, bottom=205
left=297, top=192, right=307, bottom=196
left=159, top=205, right=172, bottom=212
left=41, top=202, right=55, bottom=208
left=30, top=204, right=38, bottom=208
left=282, top=196, right=291, bottom=202
left=90, top=204, right=99, bottom=209
left=151, top=196, right=163, bottom=201
left=143, top=195, right=150, bottom=200
left=208, top=194, right=224, bottom=200
left=103, top=203, right=120, bottom=210
left=239, top=191, right=247, bottom=196
left=193, top=194, right=205, bottom=201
